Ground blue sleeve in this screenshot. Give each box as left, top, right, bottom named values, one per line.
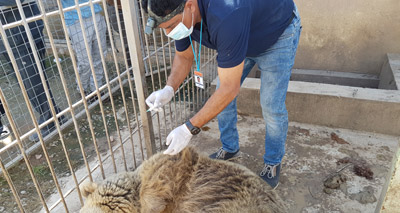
left=215, top=7, right=251, bottom=68
left=0, top=0, right=25, bottom=6
left=175, top=37, right=190, bottom=52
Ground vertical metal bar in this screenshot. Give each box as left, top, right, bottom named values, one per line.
left=183, top=75, right=188, bottom=121
left=1, top=2, right=69, bottom=211
left=72, top=0, right=118, bottom=174
left=127, top=84, right=143, bottom=164
left=0, top=89, right=49, bottom=212
left=195, top=42, right=199, bottom=110
left=150, top=30, right=163, bottom=149
left=121, top=0, right=156, bottom=157
left=136, top=0, right=161, bottom=153
left=166, top=38, right=178, bottom=128
left=190, top=67, right=195, bottom=113
left=0, top=159, right=24, bottom=212
left=36, top=0, right=88, bottom=205
left=152, top=29, right=167, bottom=145
left=140, top=0, right=163, bottom=150
left=159, top=32, right=173, bottom=132
left=126, top=0, right=145, bottom=164
left=101, top=0, right=137, bottom=169
left=87, top=0, right=128, bottom=172
left=178, top=79, right=183, bottom=124
left=55, top=0, right=107, bottom=179
left=38, top=0, right=94, bottom=185
left=202, top=44, right=207, bottom=102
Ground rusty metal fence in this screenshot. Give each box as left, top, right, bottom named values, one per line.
left=0, top=0, right=218, bottom=212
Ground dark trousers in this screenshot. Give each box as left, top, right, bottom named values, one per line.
left=1, top=39, right=60, bottom=125
left=0, top=101, right=4, bottom=126
left=0, top=2, right=61, bottom=134
left=107, top=5, right=131, bottom=67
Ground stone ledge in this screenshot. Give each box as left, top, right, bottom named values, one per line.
left=212, top=77, right=400, bottom=136
left=213, top=78, right=400, bottom=135
left=379, top=53, right=400, bottom=90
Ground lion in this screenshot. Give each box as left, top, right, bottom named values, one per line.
left=80, top=147, right=286, bottom=213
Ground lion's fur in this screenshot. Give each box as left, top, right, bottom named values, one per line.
left=80, top=147, right=286, bottom=213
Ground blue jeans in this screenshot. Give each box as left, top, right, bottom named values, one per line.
left=217, top=6, right=301, bottom=165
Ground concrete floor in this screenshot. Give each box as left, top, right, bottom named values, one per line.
left=190, top=116, right=399, bottom=213
left=381, top=147, right=400, bottom=212
left=40, top=114, right=399, bottom=213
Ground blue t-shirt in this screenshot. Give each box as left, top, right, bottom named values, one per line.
left=62, top=0, right=103, bottom=26
left=175, top=0, right=294, bottom=68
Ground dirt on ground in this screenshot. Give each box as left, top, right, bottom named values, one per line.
left=0, top=89, right=130, bottom=213
left=2, top=113, right=397, bottom=213
left=191, top=115, right=398, bottom=213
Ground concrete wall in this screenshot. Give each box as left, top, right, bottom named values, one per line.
left=379, top=54, right=400, bottom=90
left=232, top=78, right=400, bottom=136
left=294, top=0, right=400, bottom=75
left=211, top=54, right=400, bottom=136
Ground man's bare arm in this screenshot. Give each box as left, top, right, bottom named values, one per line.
left=167, top=47, right=194, bottom=91
left=190, top=61, right=244, bottom=127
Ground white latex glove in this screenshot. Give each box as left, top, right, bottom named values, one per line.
left=163, top=124, right=193, bottom=155
left=145, top=85, right=174, bottom=112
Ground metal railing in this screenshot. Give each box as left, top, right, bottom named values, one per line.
left=0, top=0, right=217, bottom=212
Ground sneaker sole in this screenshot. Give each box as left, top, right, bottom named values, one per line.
left=271, top=182, right=279, bottom=190
left=209, top=150, right=241, bottom=161
left=0, top=135, right=11, bottom=141
left=260, top=163, right=282, bottom=190
left=226, top=152, right=241, bottom=161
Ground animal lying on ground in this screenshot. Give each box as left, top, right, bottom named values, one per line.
left=80, top=146, right=286, bottom=213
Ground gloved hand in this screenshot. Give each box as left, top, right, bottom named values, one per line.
left=145, top=85, right=174, bottom=112
left=163, top=124, right=193, bottom=155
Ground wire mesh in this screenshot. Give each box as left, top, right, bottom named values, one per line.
left=0, top=0, right=218, bottom=212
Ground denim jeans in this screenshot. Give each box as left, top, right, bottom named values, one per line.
left=217, top=5, right=301, bottom=165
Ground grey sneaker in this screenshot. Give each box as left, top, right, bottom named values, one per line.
left=209, top=147, right=240, bottom=160
left=259, top=163, right=281, bottom=189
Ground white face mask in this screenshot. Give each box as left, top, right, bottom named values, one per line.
left=164, top=11, right=193, bottom=40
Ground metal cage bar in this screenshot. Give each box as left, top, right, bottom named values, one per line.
left=0, top=0, right=218, bottom=212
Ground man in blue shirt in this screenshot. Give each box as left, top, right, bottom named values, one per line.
left=0, top=0, right=66, bottom=142
left=61, top=0, right=107, bottom=94
left=144, top=0, right=301, bottom=189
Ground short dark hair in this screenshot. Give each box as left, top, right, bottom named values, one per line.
left=141, top=0, right=185, bottom=17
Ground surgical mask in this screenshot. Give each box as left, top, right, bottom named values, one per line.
left=164, top=11, right=193, bottom=40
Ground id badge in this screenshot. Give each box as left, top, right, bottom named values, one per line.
left=194, top=71, right=204, bottom=89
